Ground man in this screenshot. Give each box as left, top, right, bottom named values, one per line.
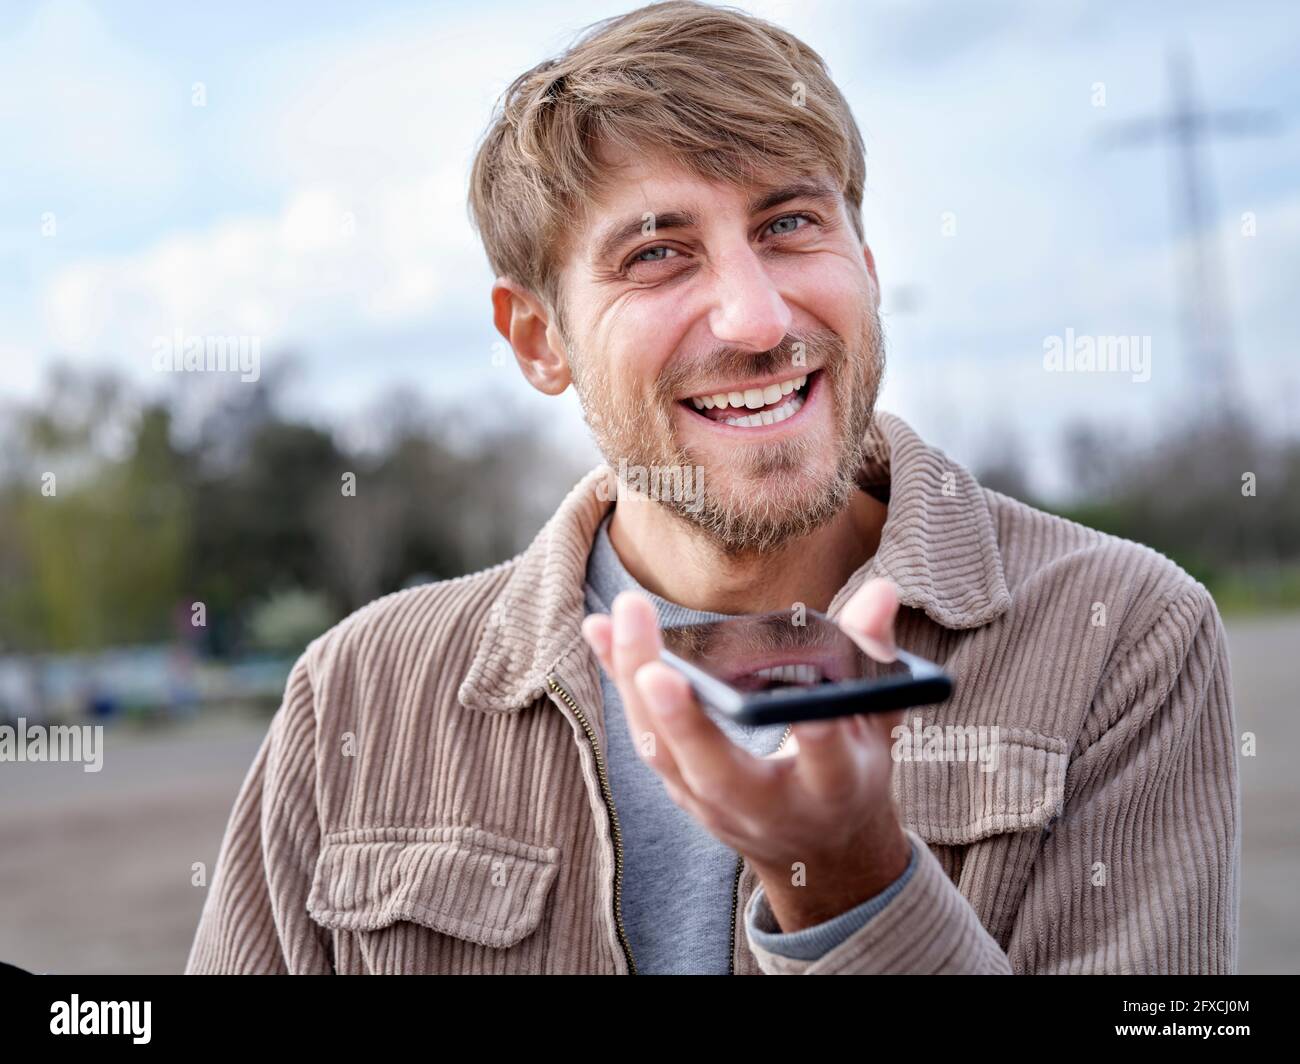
left=186, top=0, right=1239, bottom=975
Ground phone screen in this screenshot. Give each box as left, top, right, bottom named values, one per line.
left=660, top=610, right=911, bottom=694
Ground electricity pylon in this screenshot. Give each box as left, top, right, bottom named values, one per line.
left=1101, top=44, right=1279, bottom=424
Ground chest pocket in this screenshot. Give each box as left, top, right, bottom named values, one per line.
left=306, top=825, right=561, bottom=968
left=890, top=725, right=1069, bottom=946
left=891, top=725, right=1068, bottom=845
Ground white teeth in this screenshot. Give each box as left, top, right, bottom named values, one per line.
left=720, top=391, right=804, bottom=427
left=689, top=373, right=811, bottom=411
left=755, top=663, right=819, bottom=684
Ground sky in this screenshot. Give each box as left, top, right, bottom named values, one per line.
left=3, top=0, right=1298, bottom=497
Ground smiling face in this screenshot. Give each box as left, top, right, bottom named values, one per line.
left=554, top=146, right=886, bottom=556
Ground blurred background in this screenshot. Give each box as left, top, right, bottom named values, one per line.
left=1, top=0, right=1297, bottom=973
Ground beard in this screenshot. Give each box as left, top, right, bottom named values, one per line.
left=569, top=307, right=885, bottom=557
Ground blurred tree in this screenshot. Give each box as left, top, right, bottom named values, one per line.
left=973, top=423, right=1035, bottom=503
left=4, top=399, right=188, bottom=651
left=1051, top=407, right=1300, bottom=598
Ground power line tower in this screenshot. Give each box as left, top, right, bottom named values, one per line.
left=1101, top=45, right=1278, bottom=424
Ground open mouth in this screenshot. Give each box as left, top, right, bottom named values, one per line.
left=723, top=654, right=846, bottom=691
left=679, top=370, right=817, bottom=428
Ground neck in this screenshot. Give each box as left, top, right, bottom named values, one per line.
left=606, top=489, right=888, bottom=616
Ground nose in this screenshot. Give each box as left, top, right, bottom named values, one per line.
left=705, top=241, right=792, bottom=353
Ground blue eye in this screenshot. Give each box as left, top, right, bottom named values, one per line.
left=634, top=246, right=676, bottom=263
left=768, top=213, right=811, bottom=236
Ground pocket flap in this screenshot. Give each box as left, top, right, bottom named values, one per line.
left=892, top=726, right=1068, bottom=845
left=307, top=825, right=561, bottom=948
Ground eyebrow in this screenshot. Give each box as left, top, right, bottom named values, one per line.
left=588, top=177, right=841, bottom=267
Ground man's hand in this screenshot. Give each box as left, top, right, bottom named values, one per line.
left=580, top=578, right=912, bottom=934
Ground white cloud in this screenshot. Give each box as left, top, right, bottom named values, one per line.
left=31, top=0, right=587, bottom=373
left=40, top=165, right=491, bottom=365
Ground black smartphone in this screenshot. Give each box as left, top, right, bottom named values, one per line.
left=658, top=608, right=952, bottom=726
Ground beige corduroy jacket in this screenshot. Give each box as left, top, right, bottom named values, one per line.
left=186, top=412, right=1239, bottom=975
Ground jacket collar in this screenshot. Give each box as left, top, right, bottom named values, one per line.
left=458, top=411, right=1011, bottom=714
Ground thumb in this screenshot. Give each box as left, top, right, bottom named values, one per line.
left=837, top=577, right=899, bottom=661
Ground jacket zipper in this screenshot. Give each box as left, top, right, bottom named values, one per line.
left=546, top=674, right=638, bottom=975
left=728, top=722, right=793, bottom=975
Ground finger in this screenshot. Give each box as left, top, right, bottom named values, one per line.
left=587, top=604, right=690, bottom=790
left=793, top=717, right=864, bottom=804
left=608, top=592, right=685, bottom=784
left=610, top=592, right=662, bottom=729
left=633, top=660, right=767, bottom=814
left=663, top=776, right=750, bottom=850
left=581, top=613, right=613, bottom=671
left=838, top=577, right=899, bottom=661
left=586, top=609, right=666, bottom=755
left=631, top=663, right=748, bottom=831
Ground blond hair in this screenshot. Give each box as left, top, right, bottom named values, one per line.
left=466, top=0, right=867, bottom=333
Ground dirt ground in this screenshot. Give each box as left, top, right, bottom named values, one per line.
left=2, top=613, right=1296, bottom=974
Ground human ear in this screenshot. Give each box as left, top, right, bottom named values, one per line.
left=861, top=243, right=882, bottom=309
left=491, top=277, right=572, bottom=395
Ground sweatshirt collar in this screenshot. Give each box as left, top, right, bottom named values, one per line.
left=458, top=411, right=1011, bottom=714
